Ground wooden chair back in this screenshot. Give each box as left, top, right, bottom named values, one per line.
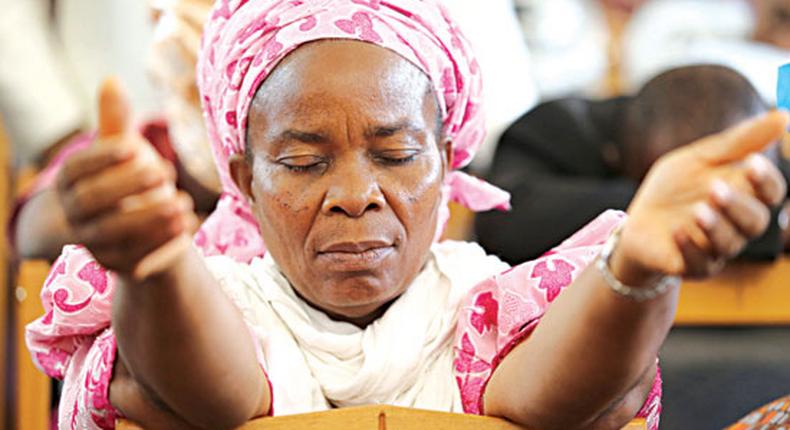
left=117, top=405, right=648, bottom=430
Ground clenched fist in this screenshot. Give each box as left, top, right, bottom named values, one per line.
left=56, top=78, right=197, bottom=279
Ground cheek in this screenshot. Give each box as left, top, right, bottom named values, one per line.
left=249, top=162, right=321, bottom=245
left=386, top=155, right=445, bottom=231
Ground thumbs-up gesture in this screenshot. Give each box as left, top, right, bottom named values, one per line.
left=56, top=78, right=197, bottom=278
left=612, top=111, right=789, bottom=283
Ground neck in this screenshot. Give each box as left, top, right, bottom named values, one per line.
left=291, top=286, right=397, bottom=329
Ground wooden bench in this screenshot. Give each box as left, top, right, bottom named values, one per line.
left=677, top=257, right=790, bottom=325
left=117, top=405, right=647, bottom=429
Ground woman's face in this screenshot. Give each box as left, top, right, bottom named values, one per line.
left=231, top=40, right=450, bottom=324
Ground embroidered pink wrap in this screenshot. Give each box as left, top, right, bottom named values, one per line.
left=25, top=1, right=660, bottom=429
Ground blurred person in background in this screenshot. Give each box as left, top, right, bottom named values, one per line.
left=623, top=0, right=790, bottom=105
left=476, top=65, right=790, bottom=263
left=0, top=0, right=159, bottom=168
left=513, top=0, right=610, bottom=99
left=8, top=0, right=221, bottom=262
left=443, top=0, right=538, bottom=170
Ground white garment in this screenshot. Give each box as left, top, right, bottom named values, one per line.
left=515, top=0, right=610, bottom=99
left=0, top=0, right=83, bottom=164
left=206, top=240, right=509, bottom=415
left=623, top=0, right=790, bottom=104
left=0, top=0, right=159, bottom=165
left=56, top=0, right=159, bottom=124
left=441, top=0, right=539, bottom=171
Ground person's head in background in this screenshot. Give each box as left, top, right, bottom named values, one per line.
left=753, top=0, right=790, bottom=49
left=620, top=64, right=768, bottom=181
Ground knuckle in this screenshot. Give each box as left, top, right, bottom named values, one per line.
left=165, top=217, right=186, bottom=237
left=770, top=179, right=787, bottom=205
left=71, top=183, right=94, bottom=212
left=160, top=200, right=181, bottom=218
left=727, top=237, right=745, bottom=258
left=139, top=165, right=167, bottom=187
left=76, top=224, right=98, bottom=244
left=746, top=207, right=770, bottom=236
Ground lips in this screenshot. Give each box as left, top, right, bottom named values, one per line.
left=316, top=240, right=395, bottom=272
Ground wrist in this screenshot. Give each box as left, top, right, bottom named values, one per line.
left=598, top=224, right=678, bottom=302
left=119, top=238, right=195, bottom=287
left=608, top=223, right=667, bottom=288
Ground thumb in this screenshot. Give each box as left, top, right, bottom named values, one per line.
left=693, top=110, right=789, bottom=165
left=97, top=77, right=132, bottom=139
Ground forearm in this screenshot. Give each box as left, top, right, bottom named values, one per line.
left=485, top=263, right=677, bottom=429
left=110, top=357, right=202, bottom=430
left=15, top=189, right=75, bottom=260
left=112, top=246, right=268, bottom=429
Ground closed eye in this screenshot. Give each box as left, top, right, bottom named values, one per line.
left=375, top=149, right=421, bottom=166
left=278, top=155, right=328, bottom=173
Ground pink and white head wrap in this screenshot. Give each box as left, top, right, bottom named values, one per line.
left=195, top=0, right=511, bottom=260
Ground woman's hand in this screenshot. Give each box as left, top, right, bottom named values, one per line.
left=56, top=79, right=197, bottom=277
left=614, top=111, right=789, bottom=283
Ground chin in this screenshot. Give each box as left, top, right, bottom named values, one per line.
left=319, top=275, right=403, bottom=317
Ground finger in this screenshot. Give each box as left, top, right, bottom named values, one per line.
left=56, top=144, right=135, bottom=189
left=674, top=228, right=725, bottom=279
left=62, top=160, right=174, bottom=222
left=97, top=77, right=132, bottom=139
left=744, top=154, right=787, bottom=206
left=77, top=192, right=193, bottom=249
left=696, top=194, right=747, bottom=258
left=692, top=110, right=789, bottom=165
left=710, top=180, right=771, bottom=238
left=91, top=197, right=194, bottom=275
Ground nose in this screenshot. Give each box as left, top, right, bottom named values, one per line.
left=321, top=162, right=386, bottom=218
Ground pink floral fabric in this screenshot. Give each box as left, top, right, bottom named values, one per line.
left=21, top=122, right=264, bottom=429
left=24, top=1, right=661, bottom=429
left=453, top=211, right=661, bottom=430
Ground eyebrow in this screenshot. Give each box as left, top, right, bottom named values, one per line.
left=366, top=121, right=423, bottom=139
left=275, top=129, right=328, bottom=145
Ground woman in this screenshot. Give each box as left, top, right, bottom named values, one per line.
left=27, top=1, right=787, bottom=429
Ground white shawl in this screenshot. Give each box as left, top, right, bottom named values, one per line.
left=206, top=240, right=508, bottom=416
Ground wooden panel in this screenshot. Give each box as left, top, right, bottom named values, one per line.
left=0, top=116, right=10, bottom=428
left=676, top=257, right=790, bottom=325
left=443, top=202, right=474, bottom=241
left=15, top=260, right=52, bottom=430
left=117, top=406, right=647, bottom=430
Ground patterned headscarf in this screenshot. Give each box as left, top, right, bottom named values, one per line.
left=195, top=0, right=511, bottom=261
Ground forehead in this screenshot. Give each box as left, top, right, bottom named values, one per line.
left=248, top=40, right=437, bottom=129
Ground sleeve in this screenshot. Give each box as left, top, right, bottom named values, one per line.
left=25, top=251, right=275, bottom=430
left=455, top=210, right=662, bottom=429
left=25, top=245, right=120, bottom=430
left=7, top=135, right=92, bottom=253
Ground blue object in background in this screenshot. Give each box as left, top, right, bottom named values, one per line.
left=779, top=63, right=790, bottom=111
